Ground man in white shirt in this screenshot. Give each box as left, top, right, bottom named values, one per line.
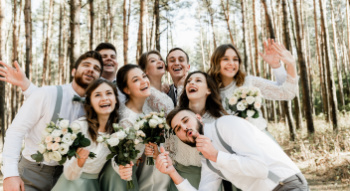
left=2, top=51, right=103, bottom=191
left=157, top=108, right=308, bottom=191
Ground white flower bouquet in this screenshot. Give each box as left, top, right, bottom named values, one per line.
left=31, top=119, right=96, bottom=165
left=225, top=86, right=262, bottom=119
left=135, top=111, right=170, bottom=165
left=99, top=123, right=145, bottom=189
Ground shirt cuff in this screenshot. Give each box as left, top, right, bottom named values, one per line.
left=23, top=83, right=38, bottom=99
left=175, top=179, right=193, bottom=191
left=2, top=164, right=20, bottom=180
left=216, top=150, right=234, bottom=170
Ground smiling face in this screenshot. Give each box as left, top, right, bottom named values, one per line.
left=90, top=82, right=117, bottom=117
left=171, top=110, right=203, bottom=147
left=219, top=48, right=240, bottom=83
left=123, top=68, right=151, bottom=99
left=185, top=73, right=211, bottom=102
left=167, top=50, right=190, bottom=81
left=99, top=49, right=118, bottom=76
left=73, top=58, right=102, bottom=88
left=145, top=53, right=166, bottom=77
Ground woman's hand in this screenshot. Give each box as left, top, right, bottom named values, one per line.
left=0, top=61, right=31, bottom=91
left=259, top=39, right=281, bottom=69
left=119, top=161, right=134, bottom=180
left=76, top=148, right=90, bottom=167
left=271, top=42, right=297, bottom=78
left=145, top=142, right=160, bottom=159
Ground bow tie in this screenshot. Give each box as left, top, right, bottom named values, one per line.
left=72, top=95, right=85, bottom=104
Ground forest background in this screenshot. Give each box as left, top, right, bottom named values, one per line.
left=0, top=0, right=350, bottom=190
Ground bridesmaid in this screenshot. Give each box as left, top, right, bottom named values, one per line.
left=167, top=71, right=227, bottom=191
left=99, top=64, right=173, bottom=191
left=52, top=79, right=120, bottom=191
left=208, top=40, right=298, bottom=135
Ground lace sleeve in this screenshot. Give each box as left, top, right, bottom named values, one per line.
left=146, top=87, right=174, bottom=115
left=249, top=75, right=299, bottom=101
left=272, top=64, right=287, bottom=85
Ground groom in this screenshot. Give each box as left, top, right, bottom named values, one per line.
left=156, top=107, right=308, bottom=191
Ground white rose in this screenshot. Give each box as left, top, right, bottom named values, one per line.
left=71, top=133, right=77, bottom=140
left=51, top=143, right=60, bottom=151
left=254, top=102, right=261, bottom=109
left=59, top=120, right=69, bottom=129
left=237, top=102, right=246, bottom=111
left=149, top=119, right=158, bottom=128
left=43, top=152, right=50, bottom=162
left=255, top=97, right=262, bottom=104
left=61, top=128, right=68, bottom=135
left=141, top=132, right=146, bottom=137
left=241, top=93, right=247, bottom=99
left=97, top=136, right=104, bottom=143
left=107, top=138, right=120, bottom=147
left=50, top=151, right=62, bottom=162
left=54, top=137, right=61, bottom=143
left=229, top=97, right=237, bottom=105
left=134, top=123, right=141, bottom=130
left=247, top=110, right=255, bottom=117
left=71, top=123, right=81, bottom=133
left=116, top=131, right=127, bottom=140
left=45, top=135, right=53, bottom=143
left=58, top=143, right=69, bottom=155
left=38, top=144, right=47, bottom=153
left=241, top=87, right=249, bottom=94
left=45, top=127, right=53, bottom=133
left=62, top=133, right=73, bottom=145
left=136, top=130, right=144, bottom=137
left=159, top=111, right=165, bottom=117
left=246, top=96, right=255, bottom=105
left=51, top=130, right=62, bottom=138
left=110, top=132, right=119, bottom=139
left=134, top=139, right=140, bottom=145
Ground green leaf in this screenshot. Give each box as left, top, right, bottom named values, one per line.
left=80, top=138, right=91, bottom=147
left=106, top=153, right=115, bottom=160
left=89, top=152, right=96, bottom=159
left=59, top=156, right=67, bottom=165
left=67, top=149, right=76, bottom=157
left=31, top=151, right=44, bottom=162
left=252, top=109, right=259, bottom=118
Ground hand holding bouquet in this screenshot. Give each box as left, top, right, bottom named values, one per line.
left=31, top=119, right=96, bottom=165
left=99, top=123, right=145, bottom=189
left=225, top=86, right=262, bottom=119
left=135, top=111, right=170, bottom=165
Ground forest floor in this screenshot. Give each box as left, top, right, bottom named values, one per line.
left=0, top=112, right=350, bottom=190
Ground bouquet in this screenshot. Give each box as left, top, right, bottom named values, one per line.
left=134, top=111, right=169, bottom=165
left=225, top=86, right=262, bottom=119
left=99, top=123, right=145, bottom=189
left=31, top=119, right=96, bottom=165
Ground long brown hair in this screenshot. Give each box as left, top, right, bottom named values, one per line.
left=207, top=44, right=246, bottom=88
left=84, top=79, right=119, bottom=141
left=178, top=71, right=227, bottom=118
left=138, top=50, right=164, bottom=72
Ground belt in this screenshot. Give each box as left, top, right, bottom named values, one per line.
left=20, top=156, right=63, bottom=173
left=272, top=173, right=307, bottom=191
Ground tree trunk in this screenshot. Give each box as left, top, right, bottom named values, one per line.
left=240, top=0, right=249, bottom=74
left=89, top=0, right=94, bottom=50
left=0, top=0, right=5, bottom=141
left=329, top=0, right=345, bottom=109
left=42, top=0, right=54, bottom=85
left=319, top=0, right=338, bottom=130
left=154, top=0, right=160, bottom=51
left=106, top=0, right=113, bottom=42
left=24, top=0, right=32, bottom=80
left=281, top=0, right=296, bottom=141
left=253, top=0, right=260, bottom=76
left=261, top=0, right=275, bottom=39
left=136, top=0, right=145, bottom=61
left=59, top=0, right=64, bottom=84
left=293, top=1, right=315, bottom=134
left=69, top=0, right=81, bottom=81
left=220, top=0, right=234, bottom=45
left=123, top=0, right=129, bottom=65
left=204, top=0, right=217, bottom=48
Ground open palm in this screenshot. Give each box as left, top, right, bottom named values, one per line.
left=0, top=61, right=30, bottom=90
left=259, top=39, right=280, bottom=69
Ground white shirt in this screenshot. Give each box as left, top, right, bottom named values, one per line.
left=2, top=84, right=85, bottom=179
left=176, top=115, right=301, bottom=191
left=63, top=117, right=111, bottom=180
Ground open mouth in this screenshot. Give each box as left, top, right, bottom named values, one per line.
left=172, top=67, right=182, bottom=72
left=100, top=104, right=111, bottom=108
left=157, top=65, right=164, bottom=70
left=188, top=87, right=198, bottom=93
left=140, top=86, right=149, bottom=91
left=187, top=129, right=193, bottom=137
left=84, top=74, right=94, bottom=80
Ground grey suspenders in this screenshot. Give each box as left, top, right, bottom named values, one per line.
left=205, top=120, right=282, bottom=184
left=51, top=86, right=63, bottom=123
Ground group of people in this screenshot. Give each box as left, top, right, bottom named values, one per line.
left=0, top=39, right=308, bottom=191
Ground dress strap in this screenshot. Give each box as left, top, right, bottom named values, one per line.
left=51, top=86, right=63, bottom=123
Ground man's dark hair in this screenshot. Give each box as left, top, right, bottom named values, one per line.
left=166, top=47, right=189, bottom=67
left=166, top=107, right=191, bottom=130
left=95, top=42, right=117, bottom=54
left=74, top=51, right=104, bottom=76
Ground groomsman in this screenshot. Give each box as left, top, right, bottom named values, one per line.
left=165, top=48, right=191, bottom=106
left=157, top=107, right=308, bottom=191
left=2, top=51, right=103, bottom=191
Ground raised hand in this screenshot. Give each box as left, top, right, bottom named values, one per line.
left=196, top=135, right=218, bottom=162
left=76, top=148, right=90, bottom=167
left=259, top=39, right=281, bottom=69
left=271, top=43, right=297, bottom=78
left=3, top=176, right=25, bottom=191
left=119, top=161, right=134, bottom=181
left=0, top=61, right=31, bottom=91
left=145, top=142, right=160, bottom=159
left=155, top=146, right=175, bottom=175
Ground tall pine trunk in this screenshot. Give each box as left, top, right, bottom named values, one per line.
left=204, top=0, right=217, bottom=48
left=154, top=0, right=160, bottom=51
left=240, top=0, right=249, bottom=74
left=293, top=1, right=315, bottom=134
left=261, top=0, right=275, bottom=39
left=42, top=0, right=54, bottom=85
left=319, top=0, right=339, bottom=130
left=69, top=0, right=81, bottom=80
left=220, top=0, right=234, bottom=45
left=0, top=0, right=5, bottom=141
left=89, top=0, right=94, bottom=50
left=24, top=0, right=32, bottom=80
left=136, top=0, right=145, bottom=61
left=253, top=0, right=260, bottom=76
left=123, top=0, right=130, bottom=65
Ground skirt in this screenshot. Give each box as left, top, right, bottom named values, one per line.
left=52, top=172, right=99, bottom=191
left=98, top=160, right=139, bottom=191
left=168, top=163, right=201, bottom=191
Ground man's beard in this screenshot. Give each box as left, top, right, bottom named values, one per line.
left=183, top=120, right=203, bottom=147
left=75, top=73, right=90, bottom=89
